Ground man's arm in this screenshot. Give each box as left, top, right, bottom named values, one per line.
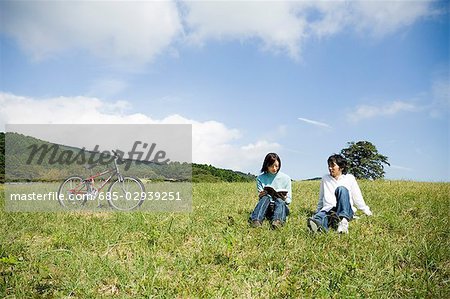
left=350, top=175, right=372, bottom=216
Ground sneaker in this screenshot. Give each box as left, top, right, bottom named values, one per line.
left=272, top=219, right=282, bottom=229
left=307, top=217, right=322, bottom=233
left=337, top=218, right=349, bottom=234
left=251, top=220, right=262, bottom=228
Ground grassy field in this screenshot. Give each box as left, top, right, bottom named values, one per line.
left=0, top=181, right=449, bottom=298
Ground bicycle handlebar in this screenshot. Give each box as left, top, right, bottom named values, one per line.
left=82, top=150, right=122, bottom=171
left=111, top=150, right=122, bottom=161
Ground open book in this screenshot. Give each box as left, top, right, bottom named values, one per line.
left=264, top=186, right=288, bottom=199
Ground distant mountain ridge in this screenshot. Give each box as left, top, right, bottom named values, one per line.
left=0, top=132, right=255, bottom=183
left=192, top=163, right=255, bottom=183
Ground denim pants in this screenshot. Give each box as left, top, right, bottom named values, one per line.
left=312, top=186, right=354, bottom=231
left=251, top=195, right=289, bottom=223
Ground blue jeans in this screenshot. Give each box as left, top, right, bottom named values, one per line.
left=251, top=195, right=289, bottom=223
left=312, top=186, right=354, bottom=231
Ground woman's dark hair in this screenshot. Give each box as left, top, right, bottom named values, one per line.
left=261, top=153, right=281, bottom=173
left=327, top=154, right=348, bottom=174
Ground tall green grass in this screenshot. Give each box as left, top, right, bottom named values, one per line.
left=1, top=181, right=449, bottom=298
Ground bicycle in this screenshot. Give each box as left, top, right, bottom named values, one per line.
left=57, top=150, right=145, bottom=211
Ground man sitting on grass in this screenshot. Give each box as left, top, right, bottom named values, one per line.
left=307, top=154, right=372, bottom=234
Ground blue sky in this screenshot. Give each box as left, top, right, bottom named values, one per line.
left=0, top=1, right=448, bottom=181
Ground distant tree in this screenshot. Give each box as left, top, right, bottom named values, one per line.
left=340, top=141, right=390, bottom=180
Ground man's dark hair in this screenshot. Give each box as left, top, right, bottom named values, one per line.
left=261, top=153, right=281, bottom=173
left=327, top=154, right=348, bottom=174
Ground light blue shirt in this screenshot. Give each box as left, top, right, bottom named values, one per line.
left=256, top=171, right=292, bottom=204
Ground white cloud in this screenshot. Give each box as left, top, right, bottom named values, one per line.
left=0, top=92, right=277, bottom=172
left=349, top=100, right=418, bottom=122
left=183, top=0, right=435, bottom=60
left=304, top=0, right=434, bottom=38
left=306, top=1, right=354, bottom=38
left=0, top=1, right=182, bottom=68
left=350, top=74, right=449, bottom=122
left=0, top=0, right=436, bottom=65
left=350, top=0, right=435, bottom=38
left=184, top=1, right=306, bottom=59
left=298, top=117, right=331, bottom=128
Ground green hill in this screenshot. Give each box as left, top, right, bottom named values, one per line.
left=192, top=163, right=255, bottom=183
left=0, top=132, right=255, bottom=183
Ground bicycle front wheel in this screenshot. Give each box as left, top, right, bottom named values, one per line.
left=58, top=176, right=89, bottom=209
left=107, top=176, right=145, bottom=211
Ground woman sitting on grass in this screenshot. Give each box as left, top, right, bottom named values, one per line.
left=307, top=154, right=372, bottom=234
left=250, top=153, right=292, bottom=229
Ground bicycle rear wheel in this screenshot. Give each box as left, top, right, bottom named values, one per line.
left=58, top=176, right=89, bottom=209
left=107, top=176, right=145, bottom=211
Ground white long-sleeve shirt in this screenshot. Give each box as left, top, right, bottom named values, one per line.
left=317, top=173, right=372, bottom=215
